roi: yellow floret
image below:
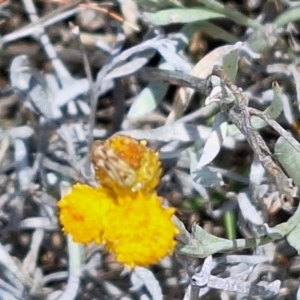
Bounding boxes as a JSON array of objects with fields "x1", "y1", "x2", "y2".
[
  {"x1": 103, "y1": 192, "x2": 179, "y2": 267},
  {"x1": 58, "y1": 184, "x2": 115, "y2": 245}
]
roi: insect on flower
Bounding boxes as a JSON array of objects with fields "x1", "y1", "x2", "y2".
[
  {"x1": 91, "y1": 139, "x2": 137, "y2": 189},
  {"x1": 90, "y1": 135, "x2": 162, "y2": 193}
]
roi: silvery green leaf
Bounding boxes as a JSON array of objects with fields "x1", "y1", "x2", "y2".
[
  {"x1": 45, "y1": 73, "x2": 60, "y2": 94},
  {"x1": 131, "y1": 0, "x2": 183, "y2": 9},
  {"x1": 0, "y1": 289, "x2": 21, "y2": 300},
  {"x1": 248, "y1": 278, "x2": 281, "y2": 297},
  {"x1": 249, "y1": 159, "x2": 265, "y2": 200},
  {"x1": 262, "y1": 224, "x2": 285, "y2": 239},
  {"x1": 103, "y1": 281, "x2": 125, "y2": 298},
  {"x1": 10, "y1": 56, "x2": 62, "y2": 119},
  {"x1": 14, "y1": 139, "x2": 31, "y2": 191},
  {"x1": 95, "y1": 36, "x2": 162, "y2": 96},
  {"x1": 73, "y1": 124, "x2": 87, "y2": 143},
  {"x1": 127, "y1": 34, "x2": 190, "y2": 120},
  {"x1": 128, "y1": 62, "x2": 174, "y2": 119},
  {"x1": 57, "y1": 236, "x2": 82, "y2": 300},
  {"x1": 252, "y1": 82, "x2": 283, "y2": 127},
  {"x1": 222, "y1": 48, "x2": 239, "y2": 82},
  {"x1": 21, "y1": 229, "x2": 44, "y2": 278},
  {"x1": 180, "y1": 43, "x2": 242, "y2": 113},
  {"x1": 190, "y1": 147, "x2": 224, "y2": 188},
  {"x1": 97, "y1": 78, "x2": 115, "y2": 98},
  {"x1": 128, "y1": 81, "x2": 169, "y2": 119},
  {"x1": 192, "y1": 43, "x2": 243, "y2": 80},
  {"x1": 0, "y1": 6, "x2": 80, "y2": 44},
  {"x1": 282, "y1": 93, "x2": 294, "y2": 125},
  {"x1": 82, "y1": 253, "x2": 102, "y2": 277},
  {"x1": 53, "y1": 79, "x2": 90, "y2": 108},
  {"x1": 144, "y1": 8, "x2": 225, "y2": 26},
  {"x1": 7, "y1": 126, "x2": 34, "y2": 139},
  {"x1": 155, "y1": 39, "x2": 191, "y2": 72},
  {"x1": 297, "y1": 285, "x2": 300, "y2": 299},
  {"x1": 131, "y1": 267, "x2": 163, "y2": 300},
  {"x1": 185, "y1": 284, "x2": 209, "y2": 300},
  {"x1": 10, "y1": 55, "x2": 31, "y2": 91},
  {"x1": 220, "y1": 255, "x2": 269, "y2": 265},
  {"x1": 192, "y1": 166, "x2": 224, "y2": 187},
  {"x1": 76, "y1": 100, "x2": 91, "y2": 115},
  {"x1": 191, "y1": 256, "x2": 212, "y2": 287},
  {"x1": 177, "y1": 223, "x2": 234, "y2": 258},
  {"x1": 245, "y1": 24, "x2": 279, "y2": 54},
  {"x1": 274, "y1": 136, "x2": 300, "y2": 186},
  {"x1": 264, "y1": 203, "x2": 300, "y2": 239},
  {"x1": 105, "y1": 55, "x2": 153, "y2": 80},
  {"x1": 196, "y1": 112, "x2": 228, "y2": 169},
  {"x1": 96, "y1": 63, "x2": 115, "y2": 97},
  {"x1": 66, "y1": 101, "x2": 78, "y2": 116},
  {"x1": 249, "y1": 159, "x2": 265, "y2": 189},
  {"x1": 287, "y1": 223, "x2": 300, "y2": 254},
  {"x1": 265, "y1": 280, "x2": 281, "y2": 296},
  {"x1": 177, "y1": 220, "x2": 280, "y2": 258},
  {"x1": 288, "y1": 65, "x2": 300, "y2": 124},
  {"x1": 93, "y1": 128, "x2": 107, "y2": 139},
  {"x1": 121, "y1": 123, "x2": 210, "y2": 142},
  {"x1": 106, "y1": 39, "x2": 190, "y2": 81},
  {"x1": 96, "y1": 38, "x2": 114, "y2": 53},
  {"x1": 19, "y1": 217, "x2": 57, "y2": 230},
  {"x1": 190, "y1": 21, "x2": 238, "y2": 43},
  {"x1": 107, "y1": 36, "x2": 161, "y2": 65},
  {"x1": 28, "y1": 74, "x2": 59, "y2": 119},
  {"x1": 176, "y1": 170, "x2": 210, "y2": 199},
  {"x1": 275, "y1": 5, "x2": 300, "y2": 28},
  {"x1": 237, "y1": 192, "x2": 264, "y2": 226},
  {"x1": 205, "y1": 77, "x2": 235, "y2": 106},
  {"x1": 0, "y1": 242, "x2": 26, "y2": 287}
]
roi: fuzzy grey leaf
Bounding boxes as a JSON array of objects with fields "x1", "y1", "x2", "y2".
[{"x1": 196, "y1": 112, "x2": 228, "y2": 169}]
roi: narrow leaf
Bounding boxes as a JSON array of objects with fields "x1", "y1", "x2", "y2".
[
  {"x1": 128, "y1": 62, "x2": 174, "y2": 119},
  {"x1": 132, "y1": 267, "x2": 163, "y2": 300},
  {"x1": 197, "y1": 112, "x2": 228, "y2": 169},
  {"x1": 274, "y1": 136, "x2": 300, "y2": 186},
  {"x1": 287, "y1": 223, "x2": 300, "y2": 254},
  {"x1": 192, "y1": 166, "x2": 224, "y2": 187},
  {"x1": 185, "y1": 21, "x2": 238, "y2": 43},
  {"x1": 144, "y1": 8, "x2": 225, "y2": 26},
  {"x1": 275, "y1": 6, "x2": 300, "y2": 28},
  {"x1": 222, "y1": 48, "x2": 239, "y2": 82}
]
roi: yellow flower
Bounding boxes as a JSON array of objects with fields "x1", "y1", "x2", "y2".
[
  {"x1": 58, "y1": 136, "x2": 179, "y2": 268},
  {"x1": 103, "y1": 192, "x2": 179, "y2": 268},
  {"x1": 58, "y1": 184, "x2": 115, "y2": 244},
  {"x1": 90, "y1": 135, "x2": 162, "y2": 194}
]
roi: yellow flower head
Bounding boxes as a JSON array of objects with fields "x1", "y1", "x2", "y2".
[
  {"x1": 90, "y1": 135, "x2": 161, "y2": 194},
  {"x1": 103, "y1": 192, "x2": 179, "y2": 268},
  {"x1": 58, "y1": 184, "x2": 115, "y2": 244},
  {"x1": 58, "y1": 136, "x2": 179, "y2": 268}
]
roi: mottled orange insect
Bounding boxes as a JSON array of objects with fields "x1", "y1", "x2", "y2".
[{"x1": 90, "y1": 135, "x2": 162, "y2": 193}]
